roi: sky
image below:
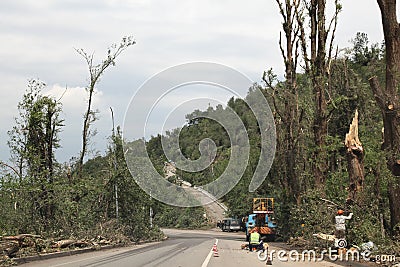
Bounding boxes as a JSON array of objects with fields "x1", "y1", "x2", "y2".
[{"x1": 0, "y1": 0, "x2": 395, "y2": 163}]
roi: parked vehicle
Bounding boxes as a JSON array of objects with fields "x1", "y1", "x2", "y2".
[
  {"x1": 218, "y1": 218, "x2": 241, "y2": 232},
  {"x1": 245, "y1": 198, "x2": 277, "y2": 241}
]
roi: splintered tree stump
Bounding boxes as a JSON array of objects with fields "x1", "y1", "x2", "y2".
[{"x1": 345, "y1": 110, "x2": 365, "y2": 204}]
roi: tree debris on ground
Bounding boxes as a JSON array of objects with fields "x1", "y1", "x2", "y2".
[{"x1": 0, "y1": 232, "x2": 130, "y2": 266}]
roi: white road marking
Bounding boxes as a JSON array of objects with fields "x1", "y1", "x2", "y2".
[{"x1": 201, "y1": 238, "x2": 219, "y2": 267}]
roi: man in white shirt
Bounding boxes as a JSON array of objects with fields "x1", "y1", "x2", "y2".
[{"x1": 335, "y1": 209, "x2": 353, "y2": 239}]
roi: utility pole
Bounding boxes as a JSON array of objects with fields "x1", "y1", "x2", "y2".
[
  {"x1": 204, "y1": 109, "x2": 214, "y2": 177},
  {"x1": 149, "y1": 190, "x2": 153, "y2": 228},
  {"x1": 110, "y1": 107, "x2": 119, "y2": 220}
]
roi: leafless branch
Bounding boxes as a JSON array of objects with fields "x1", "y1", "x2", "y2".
[
  {"x1": 327, "y1": 0, "x2": 340, "y2": 64},
  {"x1": 279, "y1": 32, "x2": 288, "y2": 64},
  {"x1": 0, "y1": 161, "x2": 22, "y2": 179},
  {"x1": 295, "y1": 1, "x2": 309, "y2": 73},
  {"x1": 262, "y1": 71, "x2": 285, "y2": 120}
]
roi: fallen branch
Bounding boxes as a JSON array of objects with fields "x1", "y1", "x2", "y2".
[
  {"x1": 2, "y1": 234, "x2": 41, "y2": 242},
  {"x1": 319, "y1": 198, "x2": 339, "y2": 207},
  {"x1": 312, "y1": 233, "x2": 335, "y2": 241},
  {"x1": 52, "y1": 239, "x2": 76, "y2": 249},
  {"x1": 52, "y1": 239, "x2": 93, "y2": 249}
]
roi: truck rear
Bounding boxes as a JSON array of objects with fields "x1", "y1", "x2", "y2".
[{"x1": 245, "y1": 198, "x2": 277, "y2": 241}]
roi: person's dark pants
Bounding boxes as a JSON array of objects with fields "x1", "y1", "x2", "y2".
[
  {"x1": 249, "y1": 243, "x2": 256, "y2": 251},
  {"x1": 249, "y1": 242, "x2": 263, "y2": 251},
  {"x1": 335, "y1": 229, "x2": 345, "y2": 239}
]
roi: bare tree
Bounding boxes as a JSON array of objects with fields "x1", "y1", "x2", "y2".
[
  {"x1": 296, "y1": 0, "x2": 341, "y2": 186},
  {"x1": 369, "y1": 0, "x2": 400, "y2": 233},
  {"x1": 263, "y1": 0, "x2": 303, "y2": 204},
  {"x1": 76, "y1": 36, "x2": 135, "y2": 175}
]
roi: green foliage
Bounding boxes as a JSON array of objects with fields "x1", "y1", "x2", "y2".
[
  {"x1": 349, "y1": 32, "x2": 384, "y2": 67},
  {"x1": 0, "y1": 88, "x2": 163, "y2": 242},
  {"x1": 288, "y1": 189, "x2": 334, "y2": 239},
  {"x1": 3, "y1": 79, "x2": 64, "y2": 234},
  {"x1": 154, "y1": 205, "x2": 208, "y2": 229}
]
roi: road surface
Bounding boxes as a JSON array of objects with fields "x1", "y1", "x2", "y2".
[
  {"x1": 19, "y1": 229, "x2": 365, "y2": 267},
  {"x1": 186, "y1": 186, "x2": 227, "y2": 224},
  {"x1": 163, "y1": 161, "x2": 227, "y2": 225}
]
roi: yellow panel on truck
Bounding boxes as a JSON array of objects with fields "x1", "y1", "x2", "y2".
[{"x1": 253, "y1": 198, "x2": 274, "y2": 214}]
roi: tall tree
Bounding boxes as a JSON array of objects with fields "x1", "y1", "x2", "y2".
[
  {"x1": 76, "y1": 36, "x2": 135, "y2": 175},
  {"x1": 369, "y1": 0, "x2": 400, "y2": 232},
  {"x1": 8, "y1": 79, "x2": 63, "y2": 229},
  {"x1": 8, "y1": 79, "x2": 63, "y2": 181},
  {"x1": 8, "y1": 80, "x2": 44, "y2": 178},
  {"x1": 296, "y1": 0, "x2": 341, "y2": 186},
  {"x1": 263, "y1": 0, "x2": 303, "y2": 203}
]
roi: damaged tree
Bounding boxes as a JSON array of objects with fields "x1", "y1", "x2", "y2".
[
  {"x1": 296, "y1": 0, "x2": 341, "y2": 186},
  {"x1": 263, "y1": 0, "x2": 303, "y2": 203},
  {"x1": 7, "y1": 80, "x2": 63, "y2": 231},
  {"x1": 369, "y1": 0, "x2": 400, "y2": 233},
  {"x1": 76, "y1": 36, "x2": 135, "y2": 176},
  {"x1": 344, "y1": 110, "x2": 364, "y2": 204}
]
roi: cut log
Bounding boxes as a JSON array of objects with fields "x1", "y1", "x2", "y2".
[
  {"x1": 53, "y1": 239, "x2": 76, "y2": 248},
  {"x1": 345, "y1": 110, "x2": 365, "y2": 204},
  {"x1": 1, "y1": 234, "x2": 41, "y2": 242},
  {"x1": 52, "y1": 239, "x2": 93, "y2": 249},
  {"x1": 73, "y1": 240, "x2": 90, "y2": 248}
]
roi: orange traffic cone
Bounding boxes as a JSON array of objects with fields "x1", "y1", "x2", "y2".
[
  {"x1": 212, "y1": 243, "x2": 219, "y2": 257},
  {"x1": 265, "y1": 248, "x2": 272, "y2": 265}
]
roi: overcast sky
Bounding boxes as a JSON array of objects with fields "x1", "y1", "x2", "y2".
[{"x1": 0, "y1": 0, "x2": 395, "y2": 163}]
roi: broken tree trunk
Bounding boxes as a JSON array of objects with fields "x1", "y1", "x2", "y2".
[{"x1": 345, "y1": 110, "x2": 365, "y2": 204}]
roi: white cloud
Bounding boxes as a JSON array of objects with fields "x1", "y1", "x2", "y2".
[
  {"x1": 45, "y1": 84, "x2": 103, "y2": 110},
  {"x1": 43, "y1": 84, "x2": 110, "y2": 162},
  {"x1": 0, "y1": 0, "x2": 395, "y2": 162}
]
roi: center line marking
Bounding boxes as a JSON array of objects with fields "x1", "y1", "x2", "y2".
[{"x1": 201, "y1": 238, "x2": 218, "y2": 267}]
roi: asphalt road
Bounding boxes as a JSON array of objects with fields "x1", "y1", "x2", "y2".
[
  {"x1": 18, "y1": 229, "x2": 364, "y2": 267},
  {"x1": 186, "y1": 186, "x2": 227, "y2": 224}
]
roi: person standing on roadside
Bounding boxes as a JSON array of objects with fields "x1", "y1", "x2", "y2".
[{"x1": 335, "y1": 209, "x2": 353, "y2": 239}]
